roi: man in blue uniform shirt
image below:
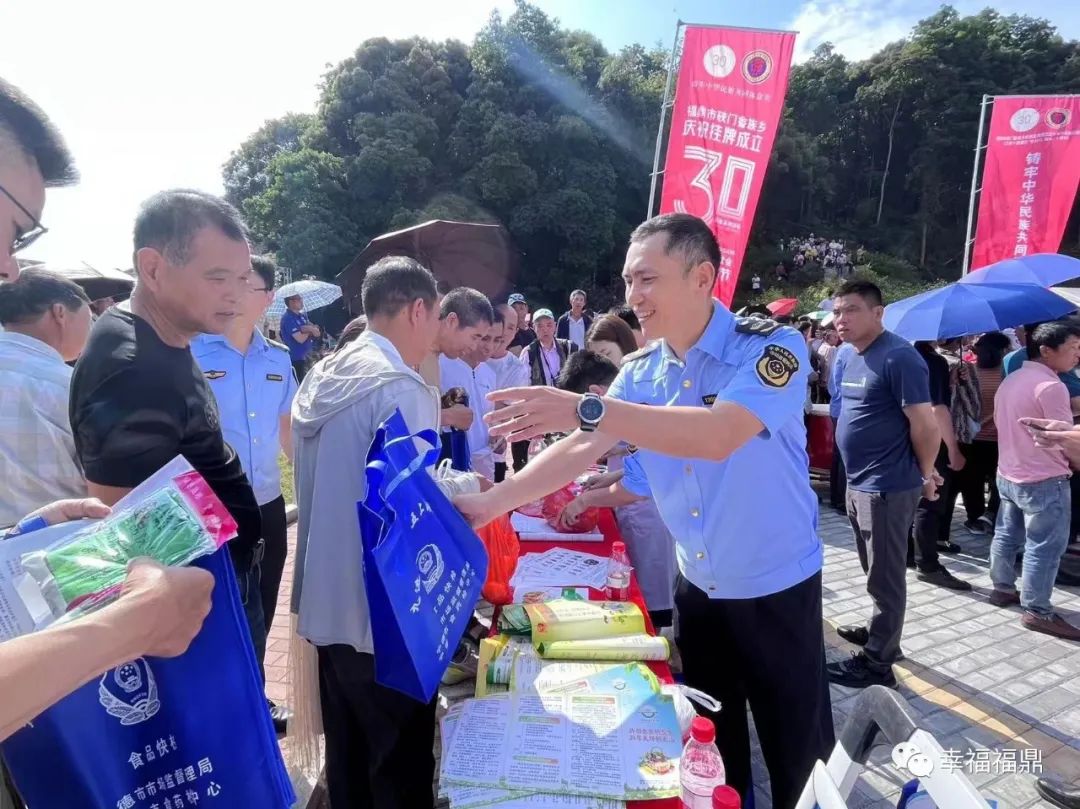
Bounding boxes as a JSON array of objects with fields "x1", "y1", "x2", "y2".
[
  {"x1": 457, "y1": 214, "x2": 833, "y2": 809},
  {"x1": 192, "y1": 254, "x2": 297, "y2": 734},
  {"x1": 280, "y1": 292, "x2": 320, "y2": 380}
]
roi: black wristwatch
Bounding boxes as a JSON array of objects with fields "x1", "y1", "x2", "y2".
[{"x1": 577, "y1": 393, "x2": 606, "y2": 432}]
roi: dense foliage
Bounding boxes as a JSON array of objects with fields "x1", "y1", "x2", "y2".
[{"x1": 224, "y1": 1, "x2": 1080, "y2": 310}]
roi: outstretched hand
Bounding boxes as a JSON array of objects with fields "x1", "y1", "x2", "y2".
[{"x1": 485, "y1": 387, "x2": 580, "y2": 441}]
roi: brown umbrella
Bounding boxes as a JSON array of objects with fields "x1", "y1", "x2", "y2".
[
  {"x1": 337, "y1": 220, "x2": 519, "y2": 312},
  {"x1": 26, "y1": 263, "x2": 135, "y2": 301}
]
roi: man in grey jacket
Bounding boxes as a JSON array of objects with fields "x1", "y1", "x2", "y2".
[{"x1": 290, "y1": 255, "x2": 445, "y2": 808}]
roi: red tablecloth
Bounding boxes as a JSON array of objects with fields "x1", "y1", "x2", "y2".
[{"x1": 503, "y1": 509, "x2": 681, "y2": 809}]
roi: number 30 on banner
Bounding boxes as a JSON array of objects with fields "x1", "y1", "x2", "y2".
[{"x1": 672, "y1": 146, "x2": 755, "y2": 223}]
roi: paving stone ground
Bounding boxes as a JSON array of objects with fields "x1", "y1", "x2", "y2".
[{"x1": 274, "y1": 496, "x2": 1080, "y2": 808}]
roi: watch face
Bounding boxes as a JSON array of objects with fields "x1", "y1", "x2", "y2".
[{"x1": 580, "y1": 396, "x2": 604, "y2": 423}]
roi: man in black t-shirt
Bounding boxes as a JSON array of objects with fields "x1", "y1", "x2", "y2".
[
  {"x1": 908, "y1": 341, "x2": 971, "y2": 591},
  {"x1": 69, "y1": 189, "x2": 268, "y2": 676}
]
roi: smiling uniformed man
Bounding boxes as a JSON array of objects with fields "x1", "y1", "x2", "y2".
[{"x1": 456, "y1": 213, "x2": 833, "y2": 809}]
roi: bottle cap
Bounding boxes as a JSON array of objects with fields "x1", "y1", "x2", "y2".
[
  {"x1": 612, "y1": 541, "x2": 626, "y2": 554},
  {"x1": 690, "y1": 715, "x2": 714, "y2": 743},
  {"x1": 712, "y1": 785, "x2": 741, "y2": 809}
]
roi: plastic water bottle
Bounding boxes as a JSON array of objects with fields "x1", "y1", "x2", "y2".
[
  {"x1": 712, "y1": 785, "x2": 741, "y2": 809},
  {"x1": 605, "y1": 541, "x2": 631, "y2": 601},
  {"x1": 680, "y1": 716, "x2": 726, "y2": 808}
]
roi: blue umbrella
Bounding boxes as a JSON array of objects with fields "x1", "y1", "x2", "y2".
[
  {"x1": 883, "y1": 282, "x2": 1078, "y2": 341},
  {"x1": 267, "y1": 279, "x2": 342, "y2": 319},
  {"x1": 960, "y1": 253, "x2": 1080, "y2": 287}
]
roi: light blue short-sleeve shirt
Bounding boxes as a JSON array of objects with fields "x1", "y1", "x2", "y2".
[
  {"x1": 606, "y1": 302, "x2": 822, "y2": 599},
  {"x1": 192, "y1": 331, "x2": 298, "y2": 506}
]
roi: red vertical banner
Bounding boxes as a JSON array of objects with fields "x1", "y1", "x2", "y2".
[
  {"x1": 971, "y1": 96, "x2": 1080, "y2": 270},
  {"x1": 659, "y1": 26, "x2": 795, "y2": 305}
]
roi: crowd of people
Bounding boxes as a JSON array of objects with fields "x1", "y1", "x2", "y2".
[
  {"x1": 786, "y1": 233, "x2": 860, "y2": 278},
  {"x1": 3, "y1": 72, "x2": 1080, "y2": 809}
]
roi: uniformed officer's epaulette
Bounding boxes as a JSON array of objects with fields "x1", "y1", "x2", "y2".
[
  {"x1": 621, "y1": 342, "x2": 660, "y2": 364},
  {"x1": 267, "y1": 338, "x2": 290, "y2": 352},
  {"x1": 734, "y1": 316, "x2": 784, "y2": 337}
]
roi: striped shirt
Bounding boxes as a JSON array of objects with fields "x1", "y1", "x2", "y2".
[{"x1": 974, "y1": 364, "x2": 1003, "y2": 441}]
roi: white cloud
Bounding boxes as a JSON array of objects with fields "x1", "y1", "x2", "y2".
[
  {"x1": 789, "y1": 0, "x2": 1080, "y2": 62},
  {"x1": 2, "y1": 0, "x2": 513, "y2": 270}
]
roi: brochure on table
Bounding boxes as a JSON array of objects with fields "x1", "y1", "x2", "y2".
[{"x1": 442, "y1": 662, "x2": 681, "y2": 802}]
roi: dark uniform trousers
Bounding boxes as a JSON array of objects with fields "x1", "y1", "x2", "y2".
[
  {"x1": 259, "y1": 496, "x2": 289, "y2": 632},
  {"x1": 674, "y1": 571, "x2": 834, "y2": 809},
  {"x1": 318, "y1": 645, "x2": 437, "y2": 809}
]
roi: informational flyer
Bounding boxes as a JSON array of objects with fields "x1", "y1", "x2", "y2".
[
  {"x1": 439, "y1": 702, "x2": 622, "y2": 809},
  {"x1": 442, "y1": 668, "x2": 681, "y2": 801}
]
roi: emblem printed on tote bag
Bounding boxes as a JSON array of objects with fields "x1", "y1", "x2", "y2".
[{"x1": 98, "y1": 658, "x2": 161, "y2": 726}]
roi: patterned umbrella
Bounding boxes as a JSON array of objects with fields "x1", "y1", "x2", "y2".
[{"x1": 266, "y1": 279, "x2": 342, "y2": 319}]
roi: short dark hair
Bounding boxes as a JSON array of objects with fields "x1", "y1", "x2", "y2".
[
  {"x1": 556, "y1": 350, "x2": 620, "y2": 394},
  {"x1": 0, "y1": 268, "x2": 89, "y2": 325},
  {"x1": 629, "y1": 214, "x2": 721, "y2": 274},
  {"x1": 796, "y1": 321, "x2": 813, "y2": 335},
  {"x1": 440, "y1": 287, "x2": 493, "y2": 328},
  {"x1": 491, "y1": 303, "x2": 506, "y2": 326},
  {"x1": 586, "y1": 314, "x2": 638, "y2": 357},
  {"x1": 835, "y1": 279, "x2": 883, "y2": 307},
  {"x1": 250, "y1": 255, "x2": 276, "y2": 290},
  {"x1": 0, "y1": 78, "x2": 77, "y2": 186},
  {"x1": 570, "y1": 289, "x2": 587, "y2": 299},
  {"x1": 1029, "y1": 321, "x2": 1080, "y2": 358},
  {"x1": 134, "y1": 189, "x2": 247, "y2": 265},
  {"x1": 361, "y1": 256, "x2": 438, "y2": 318},
  {"x1": 609, "y1": 304, "x2": 640, "y2": 332}
]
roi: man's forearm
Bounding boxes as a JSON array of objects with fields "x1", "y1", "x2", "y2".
[
  {"x1": 600, "y1": 399, "x2": 761, "y2": 462},
  {"x1": 486, "y1": 431, "x2": 615, "y2": 514},
  {"x1": 581, "y1": 481, "x2": 644, "y2": 509},
  {"x1": 910, "y1": 417, "x2": 942, "y2": 477},
  {"x1": 0, "y1": 602, "x2": 147, "y2": 741}
]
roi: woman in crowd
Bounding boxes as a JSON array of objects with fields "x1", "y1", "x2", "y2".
[
  {"x1": 559, "y1": 314, "x2": 676, "y2": 628},
  {"x1": 959, "y1": 332, "x2": 1011, "y2": 534}
]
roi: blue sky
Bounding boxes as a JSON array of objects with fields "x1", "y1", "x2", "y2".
[{"x1": 3, "y1": 0, "x2": 1078, "y2": 270}]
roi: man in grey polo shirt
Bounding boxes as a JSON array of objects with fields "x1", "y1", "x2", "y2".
[{"x1": 829, "y1": 280, "x2": 942, "y2": 689}]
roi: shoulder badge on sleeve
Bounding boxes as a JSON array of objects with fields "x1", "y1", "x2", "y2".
[
  {"x1": 622, "y1": 342, "x2": 660, "y2": 364},
  {"x1": 756, "y1": 344, "x2": 800, "y2": 388},
  {"x1": 734, "y1": 316, "x2": 783, "y2": 337}
]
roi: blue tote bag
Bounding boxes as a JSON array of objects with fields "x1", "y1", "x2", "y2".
[
  {"x1": 359, "y1": 408, "x2": 489, "y2": 702},
  {"x1": 2, "y1": 548, "x2": 295, "y2": 809}
]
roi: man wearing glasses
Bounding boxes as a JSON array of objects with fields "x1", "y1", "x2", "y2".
[
  {"x1": 192, "y1": 254, "x2": 296, "y2": 735},
  {"x1": 0, "y1": 79, "x2": 76, "y2": 283}
]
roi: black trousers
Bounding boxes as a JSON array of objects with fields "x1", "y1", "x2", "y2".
[
  {"x1": 955, "y1": 440, "x2": 1000, "y2": 522},
  {"x1": 674, "y1": 573, "x2": 834, "y2": 809},
  {"x1": 494, "y1": 461, "x2": 507, "y2": 483},
  {"x1": 829, "y1": 416, "x2": 846, "y2": 509},
  {"x1": 910, "y1": 446, "x2": 951, "y2": 572},
  {"x1": 259, "y1": 496, "x2": 288, "y2": 632},
  {"x1": 317, "y1": 645, "x2": 437, "y2": 809},
  {"x1": 291, "y1": 358, "x2": 308, "y2": 382}
]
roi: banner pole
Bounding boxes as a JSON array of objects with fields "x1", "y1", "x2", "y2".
[
  {"x1": 962, "y1": 94, "x2": 992, "y2": 275},
  {"x1": 647, "y1": 20, "x2": 683, "y2": 219}
]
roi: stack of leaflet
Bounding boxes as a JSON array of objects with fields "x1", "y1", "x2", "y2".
[
  {"x1": 439, "y1": 662, "x2": 682, "y2": 807},
  {"x1": 496, "y1": 599, "x2": 670, "y2": 662},
  {"x1": 509, "y1": 548, "x2": 610, "y2": 600}
]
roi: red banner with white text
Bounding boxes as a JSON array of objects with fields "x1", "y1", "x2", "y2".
[
  {"x1": 971, "y1": 95, "x2": 1080, "y2": 270},
  {"x1": 659, "y1": 26, "x2": 795, "y2": 305}
]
